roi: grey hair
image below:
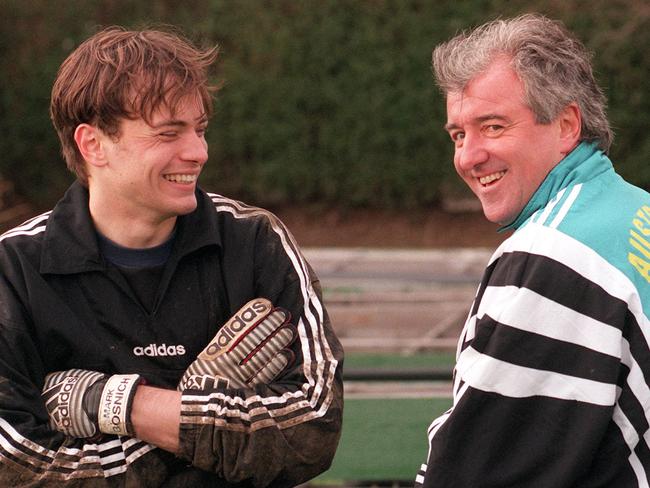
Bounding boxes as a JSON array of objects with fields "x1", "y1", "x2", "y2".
[{"x1": 432, "y1": 13, "x2": 612, "y2": 152}]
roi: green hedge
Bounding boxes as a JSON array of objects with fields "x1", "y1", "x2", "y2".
[{"x1": 2, "y1": 0, "x2": 649, "y2": 209}]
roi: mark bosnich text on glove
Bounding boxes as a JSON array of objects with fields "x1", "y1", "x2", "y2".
[{"x1": 97, "y1": 374, "x2": 141, "y2": 436}]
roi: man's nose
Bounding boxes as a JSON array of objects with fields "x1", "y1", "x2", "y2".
[
  {"x1": 455, "y1": 133, "x2": 489, "y2": 172},
  {"x1": 182, "y1": 132, "x2": 209, "y2": 165}
]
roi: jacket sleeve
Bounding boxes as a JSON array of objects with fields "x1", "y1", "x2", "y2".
[
  {"x1": 176, "y1": 207, "x2": 344, "y2": 487},
  {"x1": 417, "y1": 229, "x2": 646, "y2": 487}
]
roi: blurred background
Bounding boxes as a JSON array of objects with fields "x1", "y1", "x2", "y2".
[{"x1": 1, "y1": 0, "x2": 648, "y2": 485}]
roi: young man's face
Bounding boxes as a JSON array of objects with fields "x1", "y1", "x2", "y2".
[
  {"x1": 445, "y1": 57, "x2": 567, "y2": 225},
  {"x1": 94, "y1": 95, "x2": 209, "y2": 225}
]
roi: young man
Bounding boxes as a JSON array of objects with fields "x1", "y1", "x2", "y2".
[
  {"x1": 417, "y1": 14, "x2": 650, "y2": 487},
  {"x1": 0, "y1": 27, "x2": 343, "y2": 487}
]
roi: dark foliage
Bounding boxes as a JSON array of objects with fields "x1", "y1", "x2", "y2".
[{"x1": 1, "y1": 0, "x2": 648, "y2": 209}]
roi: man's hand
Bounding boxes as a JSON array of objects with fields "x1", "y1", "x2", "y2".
[
  {"x1": 179, "y1": 298, "x2": 296, "y2": 391},
  {"x1": 42, "y1": 369, "x2": 141, "y2": 438}
]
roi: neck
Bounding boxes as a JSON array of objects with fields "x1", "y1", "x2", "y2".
[{"x1": 89, "y1": 193, "x2": 177, "y2": 249}]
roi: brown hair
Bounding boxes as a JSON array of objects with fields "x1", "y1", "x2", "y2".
[{"x1": 50, "y1": 26, "x2": 219, "y2": 184}]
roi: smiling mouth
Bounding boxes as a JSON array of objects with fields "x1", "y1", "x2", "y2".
[
  {"x1": 164, "y1": 174, "x2": 198, "y2": 184},
  {"x1": 479, "y1": 171, "x2": 506, "y2": 186}
]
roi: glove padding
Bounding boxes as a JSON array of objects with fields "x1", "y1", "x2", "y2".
[
  {"x1": 42, "y1": 369, "x2": 141, "y2": 438},
  {"x1": 179, "y1": 298, "x2": 296, "y2": 391}
]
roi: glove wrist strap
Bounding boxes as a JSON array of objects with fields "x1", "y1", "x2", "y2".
[{"x1": 97, "y1": 374, "x2": 141, "y2": 436}]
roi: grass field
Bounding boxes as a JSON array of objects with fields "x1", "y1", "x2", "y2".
[
  {"x1": 315, "y1": 397, "x2": 452, "y2": 484},
  {"x1": 312, "y1": 352, "x2": 455, "y2": 485},
  {"x1": 343, "y1": 351, "x2": 456, "y2": 370}
]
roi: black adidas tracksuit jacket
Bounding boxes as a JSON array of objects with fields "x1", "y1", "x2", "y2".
[{"x1": 0, "y1": 182, "x2": 343, "y2": 487}]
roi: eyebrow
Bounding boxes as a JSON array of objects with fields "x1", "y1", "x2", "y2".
[
  {"x1": 444, "y1": 114, "x2": 511, "y2": 132},
  {"x1": 150, "y1": 115, "x2": 209, "y2": 129}
]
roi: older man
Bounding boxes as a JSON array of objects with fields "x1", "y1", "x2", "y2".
[{"x1": 417, "y1": 14, "x2": 650, "y2": 487}]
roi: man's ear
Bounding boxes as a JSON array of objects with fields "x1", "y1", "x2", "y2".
[
  {"x1": 74, "y1": 124, "x2": 108, "y2": 167},
  {"x1": 558, "y1": 102, "x2": 582, "y2": 155}
]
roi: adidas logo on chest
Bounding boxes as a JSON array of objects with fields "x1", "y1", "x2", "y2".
[{"x1": 133, "y1": 343, "x2": 187, "y2": 357}]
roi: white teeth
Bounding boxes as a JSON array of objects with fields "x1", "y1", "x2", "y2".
[
  {"x1": 164, "y1": 174, "x2": 197, "y2": 183},
  {"x1": 479, "y1": 171, "x2": 505, "y2": 185}
]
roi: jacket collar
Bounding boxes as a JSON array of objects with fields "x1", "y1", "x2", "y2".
[
  {"x1": 499, "y1": 142, "x2": 613, "y2": 232},
  {"x1": 40, "y1": 181, "x2": 222, "y2": 275}
]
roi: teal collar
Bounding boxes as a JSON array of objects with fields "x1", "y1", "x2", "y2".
[{"x1": 499, "y1": 142, "x2": 612, "y2": 232}]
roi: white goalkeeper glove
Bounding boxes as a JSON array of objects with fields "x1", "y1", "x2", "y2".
[
  {"x1": 178, "y1": 298, "x2": 296, "y2": 391},
  {"x1": 41, "y1": 369, "x2": 141, "y2": 438}
]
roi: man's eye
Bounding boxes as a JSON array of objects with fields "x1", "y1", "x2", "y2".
[
  {"x1": 484, "y1": 125, "x2": 504, "y2": 135},
  {"x1": 159, "y1": 131, "x2": 178, "y2": 138},
  {"x1": 450, "y1": 131, "x2": 465, "y2": 142}
]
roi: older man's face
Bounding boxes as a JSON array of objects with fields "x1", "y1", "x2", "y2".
[{"x1": 445, "y1": 57, "x2": 568, "y2": 225}]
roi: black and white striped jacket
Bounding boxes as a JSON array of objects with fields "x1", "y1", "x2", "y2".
[{"x1": 417, "y1": 143, "x2": 650, "y2": 487}]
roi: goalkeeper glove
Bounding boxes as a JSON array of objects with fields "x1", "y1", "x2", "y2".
[
  {"x1": 42, "y1": 369, "x2": 141, "y2": 438},
  {"x1": 179, "y1": 298, "x2": 296, "y2": 391}
]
